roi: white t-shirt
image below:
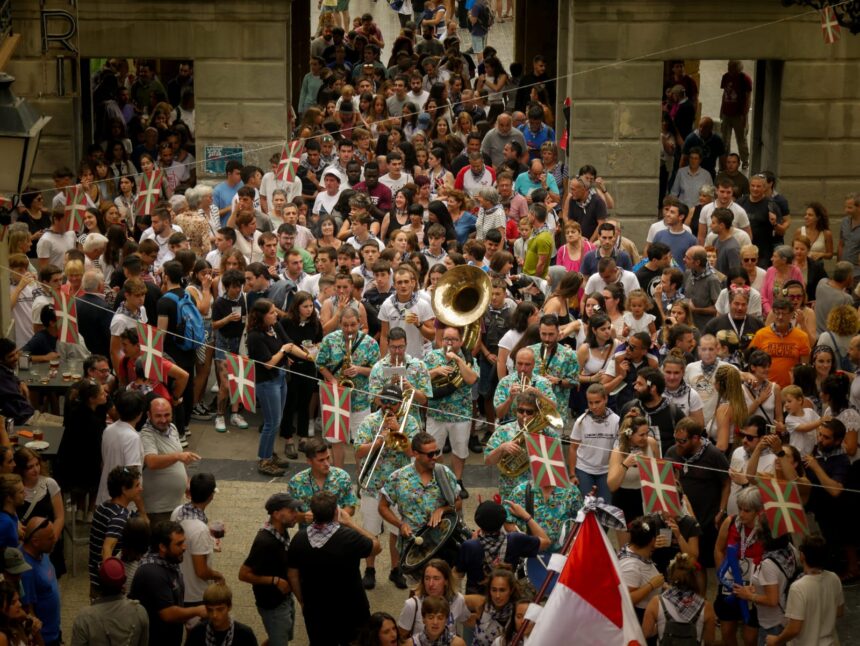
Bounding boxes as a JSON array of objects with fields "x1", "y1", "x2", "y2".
[
  {"x1": 622, "y1": 311, "x2": 655, "y2": 336},
  {"x1": 379, "y1": 172, "x2": 414, "y2": 195},
  {"x1": 784, "y1": 571, "x2": 844, "y2": 646},
  {"x1": 704, "y1": 227, "x2": 752, "y2": 249},
  {"x1": 140, "y1": 224, "x2": 183, "y2": 269},
  {"x1": 377, "y1": 295, "x2": 435, "y2": 359},
  {"x1": 312, "y1": 190, "x2": 341, "y2": 217},
  {"x1": 260, "y1": 172, "x2": 303, "y2": 211},
  {"x1": 11, "y1": 282, "x2": 35, "y2": 348},
  {"x1": 728, "y1": 446, "x2": 776, "y2": 515},
  {"x1": 786, "y1": 408, "x2": 819, "y2": 456},
  {"x1": 230, "y1": 187, "x2": 261, "y2": 212},
  {"x1": 714, "y1": 287, "x2": 763, "y2": 318},
  {"x1": 583, "y1": 269, "x2": 640, "y2": 297},
  {"x1": 97, "y1": 421, "x2": 144, "y2": 505},
  {"x1": 36, "y1": 230, "x2": 77, "y2": 269},
  {"x1": 170, "y1": 510, "x2": 214, "y2": 604},
  {"x1": 685, "y1": 360, "x2": 737, "y2": 428},
  {"x1": 397, "y1": 593, "x2": 471, "y2": 638},
  {"x1": 570, "y1": 411, "x2": 619, "y2": 475},
  {"x1": 751, "y1": 552, "x2": 797, "y2": 629},
  {"x1": 109, "y1": 308, "x2": 148, "y2": 337},
  {"x1": 698, "y1": 201, "x2": 750, "y2": 231},
  {"x1": 665, "y1": 387, "x2": 704, "y2": 419},
  {"x1": 618, "y1": 553, "x2": 660, "y2": 610},
  {"x1": 498, "y1": 329, "x2": 524, "y2": 375}
]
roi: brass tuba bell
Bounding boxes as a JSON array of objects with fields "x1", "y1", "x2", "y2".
[{"x1": 431, "y1": 265, "x2": 492, "y2": 352}]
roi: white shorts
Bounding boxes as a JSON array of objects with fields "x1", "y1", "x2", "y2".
[
  {"x1": 328, "y1": 408, "x2": 370, "y2": 444},
  {"x1": 360, "y1": 493, "x2": 400, "y2": 536},
  {"x1": 427, "y1": 418, "x2": 471, "y2": 459}
]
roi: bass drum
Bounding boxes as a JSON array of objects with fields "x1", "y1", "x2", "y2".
[{"x1": 400, "y1": 512, "x2": 472, "y2": 577}]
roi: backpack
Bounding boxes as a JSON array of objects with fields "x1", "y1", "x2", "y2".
[
  {"x1": 764, "y1": 548, "x2": 801, "y2": 611},
  {"x1": 162, "y1": 290, "x2": 205, "y2": 352},
  {"x1": 659, "y1": 597, "x2": 702, "y2": 646},
  {"x1": 481, "y1": 2, "x2": 495, "y2": 29},
  {"x1": 824, "y1": 333, "x2": 854, "y2": 372}
]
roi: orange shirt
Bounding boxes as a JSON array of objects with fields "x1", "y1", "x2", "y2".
[{"x1": 749, "y1": 325, "x2": 811, "y2": 388}]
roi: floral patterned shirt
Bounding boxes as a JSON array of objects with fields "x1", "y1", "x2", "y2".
[
  {"x1": 528, "y1": 342, "x2": 579, "y2": 425},
  {"x1": 423, "y1": 348, "x2": 479, "y2": 423},
  {"x1": 316, "y1": 330, "x2": 380, "y2": 411},
  {"x1": 492, "y1": 373, "x2": 558, "y2": 425},
  {"x1": 287, "y1": 466, "x2": 357, "y2": 513},
  {"x1": 368, "y1": 355, "x2": 433, "y2": 424},
  {"x1": 484, "y1": 421, "x2": 560, "y2": 501},
  {"x1": 354, "y1": 409, "x2": 422, "y2": 497},
  {"x1": 506, "y1": 481, "x2": 584, "y2": 551},
  {"x1": 381, "y1": 463, "x2": 460, "y2": 531},
  {"x1": 173, "y1": 211, "x2": 213, "y2": 256}
]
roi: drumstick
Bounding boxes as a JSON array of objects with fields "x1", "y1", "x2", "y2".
[{"x1": 413, "y1": 536, "x2": 424, "y2": 546}]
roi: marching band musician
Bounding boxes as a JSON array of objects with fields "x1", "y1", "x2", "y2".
[
  {"x1": 493, "y1": 348, "x2": 557, "y2": 426},
  {"x1": 379, "y1": 432, "x2": 462, "y2": 581},
  {"x1": 484, "y1": 392, "x2": 559, "y2": 500},
  {"x1": 368, "y1": 327, "x2": 432, "y2": 424},
  {"x1": 528, "y1": 313, "x2": 579, "y2": 425},
  {"x1": 355, "y1": 384, "x2": 422, "y2": 591},
  {"x1": 316, "y1": 306, "x2": 380, "y2": 468},
  {"x1": 319, "y1": 270, "x2": 370, "y2": 334},
  {"x1": 287, "y1": 436, "x2": 357, "y2": 526},
  {"x1": 423, "y1": 326, "x2": 480, "y2": 499}
]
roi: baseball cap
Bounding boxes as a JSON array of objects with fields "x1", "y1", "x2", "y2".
[
  {"x1": 99, "y1": 557, "x2": 126, "y2": 591},
  {"x1": 474, "y1": 500, "x2": 506, "y2": 533},
  {"x1": 3, "y1": 548, "x2": 31, "y2": 575},
  {"x1": 379, "y1": 384, "x2": 403, "y2": 405},
  {"x1": 265, "y1": 492, "x2": 303, "y2": 514}
]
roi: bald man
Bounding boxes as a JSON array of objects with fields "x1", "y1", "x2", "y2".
[
  {"x1": 481, "y1": 112, "x2": 527, "y2": 169},
  {"x1": 493, "y1": 347, "x2": 558, "y2": 425},
  {"x1": 680, "y1": 116, "x2": 727, "y2": 180}
]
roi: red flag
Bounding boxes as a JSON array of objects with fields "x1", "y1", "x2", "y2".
[
  {"x1": 136, "y1": 322, "x2": 165, "y2": 382},
  {"x1": 277, "y1": 140, "x2": 304, "y2": 183},
  {"x1": 757, "y1": 478, "x2": 809, "y2": 537},
  {"x1": 637, "y1": 455, "x2": 683, "y2": 518},
  {"x1": 226, "y1": 353, "x2": 256, "y2": 413},
  {"x1": 64, "y1": 185, "x2": 88, "y2": 233},
  {"x1": 529, "y1": 511, "x2": 646, "y2": 644},
  {"x1": 320, "y1": 382, "x2": 351, "y2": 443},
  {"x1": 51, "y1": 290, "x2": 79, "y2": 344},
  {"x1": 820, "y1": 5, "x2": 841, "y2": 44},
  {"x1": 135, "y1": 169, "x2": 164, "y2": 217},
  {"x1": 559, "y1": 97, "x2": 571, "y2": 152},
  {"x1": 524, "y1": 434, "x2": 569, "y2": 488}
]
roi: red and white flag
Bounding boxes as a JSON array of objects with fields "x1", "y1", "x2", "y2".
[
  {"x1": 226, "y1": 353, "x2": 256, "y2": 413},
  {"x1": 64, "y1": 185, "x2": 88, "y2": 233},
  {"x1": 821, "y1": 5, "x2": 841, "y2": 44},
  {"x1": 51, "y1": 290, "x2": 79, "y2": 344},
  {"x1": 758, "y1": 478, "x2": 809, "y2": 537},
  {"x1": 320, "y1": 382, "x2": 351, "y2": 443},
  {"x1": 637, "y1": 455, "x2": 683, "y2": 518},
  {"x1": 524, "y1": 433, "x2": 570, "y2": 487},
  {"x1": 277, "y1": 140, "x2": 304, "y2": 183},
  {"x1": 136, "y1": 322, "x2": 165, "y2": 382},
  {"x1": 135, "y1": 169, "x2": 164, "y2": 217},
  {"x1": 528, "y1": 511, "x2": 646, "y2": 645}
]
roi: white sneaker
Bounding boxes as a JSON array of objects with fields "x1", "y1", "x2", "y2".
[
  {"x1": 215, "y1": 416, "x2": 227, "y2": 433},
  {"x1": 210, "y1": 384, "x2": 219, "y2": 393},
  {"x1": 230, "y1": 413, "x2": 249, "y2": 429}
]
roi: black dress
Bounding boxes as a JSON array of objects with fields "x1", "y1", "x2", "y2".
[
  {"x1": 279, "y1": 317, "x2": 323, "y2": 440},
  {"x1": 57, "y1": 401, "x2": 108, "y2": 494}
]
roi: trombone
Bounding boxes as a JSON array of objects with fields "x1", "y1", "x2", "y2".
[{"x1": 358, "y1": 389, "x2": 415, "y2": 492}]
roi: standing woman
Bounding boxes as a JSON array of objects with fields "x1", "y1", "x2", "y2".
[
  {"x1": 607, "y1": 416, "x2": 659, "y2": 545},
  {"x1": 14, "y1": 447, "x2": 65, "y2": 578},
  {"x1": 426, "y1": 200, "x2": 458, "y2": 247},
  {"x1": 474, "y1": 187, "x2": 506, "y2": 242},
  {"x1": 465, "y1": 569, "x2": 519, "y2": 646},
  {"x1": 797, "y1": 201, "x2": 833, "y2": 261},
  {"x1": 761, "y1": 245, "x2": 803, "y2": 317},
  {"x1": 710, "y1": 365, "x2": 754, "y2": 453},
  {"x1": 601, "y1": 283, "x2": 626, "y2": 340},
  {"x1": 575, "y1": 312, "x2": 618, "y2": 399},
  {"x1": 475, "y1": 57, "x2": 509, "y2": 123},
  {"x1": 812, "y1": 345, "x2": 836, "y2": 394},
  {"x1": 555, "y1": 221, "x2": 593, "y2": 274},
  {"x1": 246, "y1": 298, "x2": 314, "y2": 477},
  {"x1": 617, "y1": 517, "x2": 664, "y2": 624},
  {"x1": 791, "y1": 236, "x2": 827, "y2": 305},
  {"x1": 764, "y1": 279, "x2": 816, "y2": 343},
  {"x1": 396, "y1": 559, "x2": 472, "y2": 641},
  {"x1": 279, "y1": 291, "x2": 323, "y2": 459},
  {"x1": 427, "y1": 147, "x2": 455, "y2": 201},
  {"x1": 186, "y1": 259, "x2": 216, "y2": 421},
  {"x1": 114, "y1": 175, "x2": 137, "y2": 232},
  {"x1": 740, "y1": 244, "x2": 767, "y2": 292},
  {"x1": 542, "y1": 271, "x2": 584, "y2": 346},
  {"x1": 16, "y1": 191, "x2": 49, "y2": 252},
  {"x1": 446, "y1": 190, "x2": 477, "y2": 246},
  {"x1": 820, "y1": 372, "x2": 860, "y2": 460},
  {"x1": 381, "y1": 188, "x2": 414, "y2": 241},
  {"x1": 541, "y1": 142, "x2": 568, "y2": 197},
  {"x1": 78, "y1": 207, "x2": 107, "y2": 247}
]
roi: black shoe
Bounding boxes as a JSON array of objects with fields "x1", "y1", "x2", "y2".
[
  {"x1": 389, "y1": 567, "x2": 408, "y2": 589},
  {"x1": 443, "y1": 438, "x2": 452, "y2": 454},
  {"x1": 469, "y1": 434, "x2": 483, "y2": 454},
  {"x1": 458, "y1": 480, "x2": 470, "y2": 499},
  {"x1": 362, "y1": 567, "x2": 376, "y2": 590}
]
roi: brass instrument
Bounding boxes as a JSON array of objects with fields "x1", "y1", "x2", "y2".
[
  {"x1": 431, "y1": 342, "x2": 465, "y2": 393},
  {"x1": 358, "y1": 389, "x2": 415, "y2": 491},
  {"x1": 540, "y1": 344, "x2": 549, "y2": 377},
  {"x1": 431, "y1": 265, "x2": 492, "y2": 353},
  {"x1": 339, "y1": 333, "x2": 355, "y2": 389},
  {"x1": 497, "y1": 392, "x2": 563, "y2": 478},
  {"x1": 394, "y1": 358, "x2": 416, "y2": 401}
]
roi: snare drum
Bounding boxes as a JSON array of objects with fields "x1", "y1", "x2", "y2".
[{"x1": 400, "y1": 511, "x2": 471, "y2": 577}]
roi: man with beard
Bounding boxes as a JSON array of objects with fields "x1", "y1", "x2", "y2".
[
  {"x1": 605, "y1": 332, "x2": 659, "y2": 410},
  {"x1": 352, "y1": 161, "x2": 392, "y2": 226},
  {"x1": 621, "y1": 367, "x2": 685, "y2": 456},
  {"x1": 662, "y1": 354, "x2": 704, "y2": 426},
  {"x1": 703, "y1": 286, "x2": 764, "y2": 343}
]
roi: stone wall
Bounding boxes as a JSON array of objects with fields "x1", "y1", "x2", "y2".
[
  {"x1": 556, "y1": 1, "x2": 860, "y2": 241},
  {"x1": 8, "y1": 0, "x2": 293, "y2": 187}
]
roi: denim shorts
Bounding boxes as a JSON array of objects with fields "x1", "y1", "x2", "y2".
[
  {"x1": 215, "y1": 332, "x2": 241, "y2": 361},
  {"x1": 471, "y1": 33, "x2": 487, "y2": 54}
]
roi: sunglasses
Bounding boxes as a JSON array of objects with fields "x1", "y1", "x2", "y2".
[
  {"x1": 741, "y1": 433, "x2": 759, "y2": 441},
  {"x1": 674, "y1": 436, "x2": 690, "y2": 445},
  {"x1": 416, "y1": 449, "x2": 442, "y2": 458},
  {"x1": 742, "y1": 258, "x2": 758, "y2": 263}
]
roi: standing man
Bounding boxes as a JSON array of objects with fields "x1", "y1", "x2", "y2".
[
  {"x1": 696, "y1": 177, "x2": 752, "y2": 245},
  {"x1": 580, "y1": 221, "x2": 633, "y2": 277},
  {"x1": 680, "y1": 117, "x2": 727, "y2": 180},
  {"x1": 129, "y1": 521, "x2": 206, "y2": 645},
  {"x1": 622, "y1": 367, "x2": 686, "y2": 456},
  {"x1": 682, "y1": 246, "x2": 721, "y2": 331},
  {"x1": 287, "y1": 492, "x2": 380, "y2": 645},
  {"x1": 748, "y1": 298, "x2": 811, "y2": 388},
  {"x1": 493, "y1": 348, "x2": 556, "y2": 425},
  {"x1": 170, "y1": 473, "x2": 223, "y2": 608},
  {"x1": 480, "y1": 113, "x2": 526, "y2": 170},
  {"x1": 708, "y1": 208, "x2": 742, "y2": 274},
  {"x1": 140, "y1": 208, "x2": 182, "y2": 270},
  {"x1": 838, "y1": 193, "x2": 860, "y2": 285},
  {"x1": 354, "y1": 385, "x2": 421, "y2": 590},
  {"x1": 21, "y1": 517, "x2": 61, "y2": 646},
  {"x1": 378, "y1": 266, "x2": 435, "y2": 359},
  {"x1": 738, "y1": 175, "x2": 786, "y2": 269},
  {"x1": 529, "y1": 314, "x2": 579, "y2": 426},
  {"x1": 522, "y1": 204, "x2": 554, "y2": 279},
  {"x1": 423, "y1": 326, "x2": 479, "y2": 497},
  {"x1": 685, "y1": 334, "x2": 733, "y2": 426},
  {"x1": 654, "y1": 201, "x2": 698, "y2": 267},
  {"x1": 661, "y1": 354, "x2": 705, "y2": 426},
  {"x1": 562, "y1": 176, "x2": 607, "y2": 241},
  {"x1": 287, "y1": 437, "x2": 357, "y2": 525},
  {"x1": 141, "y1": 398, "x2": 200, "y2": 525},
  {"x1": 238, "y1": 493, "x2": 302, "y2": 646},
  {"x1": 468, "y1": 0, "x2": 492, "y2": 62},
  {"x1": 718, "y1": 61, "x2": 753, "y2": 171},
  {"x1": 814, "y1": 261, "x2": 854, "y2": 335},
  {"x1": 96, "y1": 390, "x2": 146, "y2": 507}
]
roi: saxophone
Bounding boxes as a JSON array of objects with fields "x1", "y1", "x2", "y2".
[{"x1": 340, "y1": 333, "x2": 355, "y2": 389}]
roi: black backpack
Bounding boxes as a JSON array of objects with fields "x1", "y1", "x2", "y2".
[{"x1": 659, "y1": 597, "x2": 702, "y2": 646}]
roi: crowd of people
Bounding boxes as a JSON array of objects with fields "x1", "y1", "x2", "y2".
[{"x1": 0, "y1": 1, "x2": 855, "y2": 644}]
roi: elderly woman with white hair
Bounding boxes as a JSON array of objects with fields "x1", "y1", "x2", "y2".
[
  {"x1": 173, "y1": 188, "x2": 213, "y2": 256},
  {"x1": 761, "y1": 244, "x2": 804, "y2": 317},
  {"x1": 474, "y1": 186, "x2": 505, "y2": 242},
  {"x1": 82, "y1": 232, "x2": 108, "y2": 275},
  {"x1": 186, "y1": 184, "x2": 220, "y2": 237}
]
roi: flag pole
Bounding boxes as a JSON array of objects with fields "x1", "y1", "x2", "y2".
[{"x1": 508, "y1": 486, "x2": 596, "y2": 646}]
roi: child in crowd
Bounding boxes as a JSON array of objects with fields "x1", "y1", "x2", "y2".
[{"x1": 782, "y1": 384, "x2": 821, "y2": 456}]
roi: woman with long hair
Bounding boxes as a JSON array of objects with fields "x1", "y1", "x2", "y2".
[
  {"x1": 445, "y1": 190, "x2": 476, "y2": 246},
  {"x1": 797, "y1": 201, "x2": 833, "y2": 261},
  {"x1": 365, "y1": 94, "x2": 391, "y2": 136},
  {"x1": 792, "y1": 235, "x2": 827, "y2": 305},
  {"x1": 642, "y1": 552, "x2": 716, "y2": 644},
  {"x1": 820, "y1": 372, "x2": 860, "y2": 459},
  {"x1": 744, "y1": 347, "x2": 785, "y2": 433},
  {"x1": 540, "y1": 141, "x2": 567, "y2": 196},
  {"x1": 280, "y1": 291, "x2": 323, "y2": 457},
  {"x1": 601, "y1": 283, "x2": 626, "y2": 340},
  {"x1": 356, "y1": 612, "x2": 400, "y2": 646},
  {"x1": 761, "y1": 245, "x2": 803, "y2": 317},
  {"x1": 710, "y1": 364, "x2": 753, "y2": 453},
  {"x1": 317, "y1": 215, "x2": 343, "y2": 251},
  {"x1": 429, "y1": 115, "x2": 451, "y2": 145},
  {"x1": 476, "y1": 57, "x2": 509, "y2": 122},
  {"x1": 78, "y1": 207, "x2": 107, "y2": 247},
  {"x1": 576, "y1": 312, "x2": 617, "y2": 393},
  {"x1": 453, "y1": 111, "x2": 474, "y2": 145},
  {"x1": 420, "y1": 263, "x2": 447, "y2": 301},
  {"x1": 114, "y1": 174, "x2": 137, "y2": 232},
  {"x1": 16, "y1": 190, "x2": 48, "y2": 251},
  {"x1": 217, "y1": 249, "x2": 247, "y2": 296},
  {"x1": 426, "y1": 199, "x2": 458, "y2": 246},
  {"x1": 107, "y1": 139, "x2": 137, "y2": 183},
  {"x1": 574, "y1": 292, "x2": 606, "y2": 346},
  {"x1": 464, "y1": 569, "x2": 520, "y2": 646},
  {"x1": 14, "y1": 447, "x2": 66, "y2": 577},
  {"x1": 0, "y1": 474, "x2": 24, "y2": 550},
  {"x1": 246, "y1": 298, "x2": 314, "y2": 476},
  {"x1": 542, "y1": 271, "x2": 584, "y2": 345},
  {"x1": 607, "y1": 416, "x2": 659, "y2": 544},
  {"x1": 186, "y1": 259, "x2": 216, "y2": 421},
  {"x1": 812, "y1": 345, "x2": 837, "y2": 393},
  {"x1": 380, "y1": 188, "x2": 414, "y2": 241},
  {"x1": 397, "y1": 559, "x2": 471, "y2": 641},
  {"x1": 618, "y1": 517, "x2": 663, "y2": 623},
  {"x1": 427, "y1": 147, "x2": 455, "y2": 201},
  {"x1": 0, "y1": 580, "x2": 43, "y2": 646}
]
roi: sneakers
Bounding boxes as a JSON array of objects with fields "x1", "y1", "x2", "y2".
[
  {"x1": 458, "y1": 480, "x2": 470, "y2": 500},
  {"x1": 468, "y1": 434, "x2": 484, "y2": 454},
  {"x1": 257, "y1": 459, "x2": 286, "y2": 477},
  {"x1": 389, "y1": 567, "x2": 408, "y2": 589},
  {"x1": 362, "y1": 567, "x2": 376, "y2": 590},
  {"x1": 230, "y1": 413, "x2": 249, "y2": 429},
  {"x1": 191, "y1": 403, "x2": 214, "y2": 421},
  {"x1": 215, "y1": 416, "x2": 227, "y2": 433},
  {"x1": 179, "y1": 434, "x2": 189, "y2": 448},
  {"x1": 271, "y1": 452, "x2": 290, "y2": 468}
]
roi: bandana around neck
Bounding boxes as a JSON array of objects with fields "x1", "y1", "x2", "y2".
[{"x1": 307, "y1": 521, "x2": 340, "y2": 548}]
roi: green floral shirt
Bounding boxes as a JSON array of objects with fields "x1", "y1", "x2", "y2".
[
  {"x1": 315, "y1": 330, "x2": 380, "y2": 411},
  {"x1": 506, "y1": 481, "x2": 583, "y2": 551},
  {"x1": 528, "y1": 342, "x2": 579, "y2": 425},
  {"x1": 381, "y1": 463, "x2": 460, "y2": 531},
  {"x1": 287, "y1": 466, "x2": 357, "y2": 512},
  {"x1": 423, "y1": 348, "x2": 479, "y2": 423},
  {"x1": 354, "y1": 409, "x2": 421, "y2": 497},
  {"x1": 492, "y1": 373, "x2": 558, "y2": 425},
  {"x1": 484, "y1": 421, "x2": 560, "y2": 501},
  {"x1": 368, "y1": 355, "x2": 433, "y2": 424}
]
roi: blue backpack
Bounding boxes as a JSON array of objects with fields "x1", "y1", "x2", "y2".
[{"x1": 163, "y1": 291, "x2": 205, "y2": 352}]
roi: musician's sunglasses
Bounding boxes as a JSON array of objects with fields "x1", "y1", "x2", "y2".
[{"x1": 415, "y1": 448, "x2": 443, "y2": 458}]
